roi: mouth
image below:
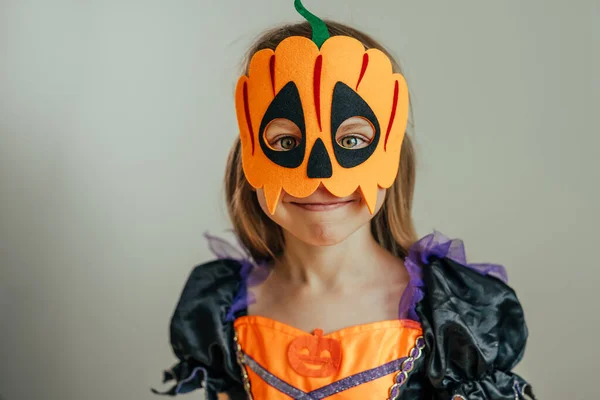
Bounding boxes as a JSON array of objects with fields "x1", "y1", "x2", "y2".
[
  {"x1": 290, "y1": 199, "x2": 357, "y2": 211},
  {"x1": 303, "y1": 363, "x2": 328, "y2": 370}
]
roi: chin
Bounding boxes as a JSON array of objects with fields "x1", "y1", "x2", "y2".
[
  {"x1": 292, "y1": 223, "x2": 354, "y2": 247},
  {"x1": 278, "y1": 206, "x2": 371, "y2": 247}
]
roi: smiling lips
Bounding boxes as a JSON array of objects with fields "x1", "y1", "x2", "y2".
[{"x1": 290, "y1": 199, "x2": 357, "y2": 211}]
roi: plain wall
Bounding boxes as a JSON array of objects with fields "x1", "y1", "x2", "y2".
[{"x1": 0, "y1": 0, "x2": 598, "y2": 399}]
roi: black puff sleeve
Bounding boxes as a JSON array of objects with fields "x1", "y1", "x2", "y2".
[
  {"x1": 152, "y1": 259, "x2": 247, "y2": 400},
  {"x1": 416, "y1": 257, "x2": 536, "y2": 399}
]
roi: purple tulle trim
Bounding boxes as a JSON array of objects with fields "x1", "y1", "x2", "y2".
[
  {"x1": 204, "y1": 231, "x2": 271, "y2": 322},
  {"x1": 399, "y1": 231, "x2": 509, "y2": 322},
  {"x1": 204, "y1": 230, "x2": 508, "y2": 324}
]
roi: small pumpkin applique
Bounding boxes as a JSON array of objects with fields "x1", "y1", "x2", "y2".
[{"x1": 287, "y1": 329, "x2": 342, "y2": 378}]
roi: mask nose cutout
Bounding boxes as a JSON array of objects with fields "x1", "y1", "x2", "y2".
[{"x1": 307, "y1": 138, "x2": 333, "y2": 179}]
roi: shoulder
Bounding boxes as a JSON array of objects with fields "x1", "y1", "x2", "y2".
[
  {"x1": 174, "y1": 258, "x2": 243, "y2": 317},
  {"x1": 411, "y1": 232, "x2": 523, "y2": 338},
  {"x1": 418, "y1": 256, "x2": 527, "y2": 370},
  {"x1": 410, "y1": 232, "x2": 536, "y2": 399},
  {"x1": 170, "y1": 258, "x2": 244, "y2": 361}
]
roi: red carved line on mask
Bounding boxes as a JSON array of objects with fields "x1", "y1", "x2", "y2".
[
  {"x1": 243, "y1": 81, "x2": 255, "y2": 155},
  {"x1": 314, "y1": 55, "x2": 323, "y2": 131},
  {"x1": 384, "y1": 80, "x2": 400, "y2": 151},
  {"x1": 269, "y1": 54, "x2": 276, "y2": 96},
  {"x1": 356, "y1": 53, "x2": 369, "y2": 90}
]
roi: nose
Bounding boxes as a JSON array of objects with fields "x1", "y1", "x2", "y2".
[{"x1": 307, "y1": 138, "x2": 333, "y2": 179}]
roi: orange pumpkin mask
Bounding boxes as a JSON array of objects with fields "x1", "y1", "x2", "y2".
[{"x1": 235, "y1": 0, "x2": 409, "y2": 214}]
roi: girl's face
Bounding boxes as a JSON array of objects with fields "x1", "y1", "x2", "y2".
[{"x1": 256, "y1": 116, "x2": 386, "y2": 246}]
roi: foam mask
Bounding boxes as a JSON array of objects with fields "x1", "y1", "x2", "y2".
[{"x1": 235, "y1": 0, "x2": 409, "y2": 215}]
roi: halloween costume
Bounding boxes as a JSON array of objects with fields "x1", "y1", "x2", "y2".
[
  {"x1": 153, "y1": 1, "x2": 535, "y2": 398},
  {"x1": 152, "y1": 233, "x2": 534, "y2": 400}
]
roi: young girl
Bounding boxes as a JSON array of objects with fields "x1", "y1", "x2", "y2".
[{"x1": 153, "y1": 1, "x2": 535, "y2": 399}]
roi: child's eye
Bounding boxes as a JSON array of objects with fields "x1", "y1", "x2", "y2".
[
  {"x1": 264, "y1": 118, "x2": 302, "y2": 151},
  {"x1": 338, "y1": 135, "x2": 368, "y2": 149},
  {"x1": 334, "y1": 116, "x2": 375, "y2": 150},
  {"x1": 272, "y1": 136, "x2": 300, "y2": 151}
]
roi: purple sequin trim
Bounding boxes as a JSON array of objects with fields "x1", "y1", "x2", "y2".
[
  {"x1": 398, "y1": 231, "x2": 509, "y2": 322},
  {"x1": 242, "y1": 351, "x2": 406, "y2": 400},
  {"x1": 309, "y1": 357, "x2": 406, "y2": 398},
  {"x1": 204, "y1": 232, "x2": 271, "y2": 322},
  {"x1": 241, "y1": 353, "x2": 315, "y2": 400}
]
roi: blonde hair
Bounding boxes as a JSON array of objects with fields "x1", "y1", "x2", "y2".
[{"x1": 225, "y1": 20, "x2": 418, "y2": 262}]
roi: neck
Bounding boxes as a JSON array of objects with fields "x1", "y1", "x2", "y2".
[{"x1": 275, "y1": 224, "x2": 385, "y2": 290}]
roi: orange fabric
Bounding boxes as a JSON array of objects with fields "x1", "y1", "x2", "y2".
[
  {"x1": 234, "y1": 316, "x2": 423, "y2": 399},
  {"x1": 235, "y1": 36, "x2": 410, "y2": 215}
]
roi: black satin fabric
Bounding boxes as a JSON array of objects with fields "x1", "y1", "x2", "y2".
[
  {"x1": 155, "y1": 257, "x2": 535, "y2": 399},
  {"x1": 158, "y1": 259, "x2": 248, "y2": 399},
  {"x1": 415, "y1": 257, "x2": 535, "y2": 399}
]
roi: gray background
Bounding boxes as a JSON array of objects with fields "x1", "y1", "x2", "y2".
[{"x1": 0, "y1": 0, "x2": 598, "y2": 399}]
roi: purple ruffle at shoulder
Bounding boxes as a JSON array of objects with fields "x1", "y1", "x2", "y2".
[
  {"x1": 204, "y1": 232, "x2": 271, "y2": 322},
  {"x1": 398, "y1": 230, "x2": 508, "y2": 322}
]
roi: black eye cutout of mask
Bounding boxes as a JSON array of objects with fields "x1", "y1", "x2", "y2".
[
  {"x1": 258, "y1": 81, "x2": 306, "y2": 168},
  {"x1": 330, "y1": 82, "x2": 380, "y2": 168}
]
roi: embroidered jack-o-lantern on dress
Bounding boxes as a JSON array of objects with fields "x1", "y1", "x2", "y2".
[{"x1": 153, "y1": 232, "x2": 536, "y2": 400}]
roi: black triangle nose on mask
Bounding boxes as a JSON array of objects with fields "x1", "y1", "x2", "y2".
[{"x1": 307, "y1": 138, "x2": 333, "y2": 179}]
